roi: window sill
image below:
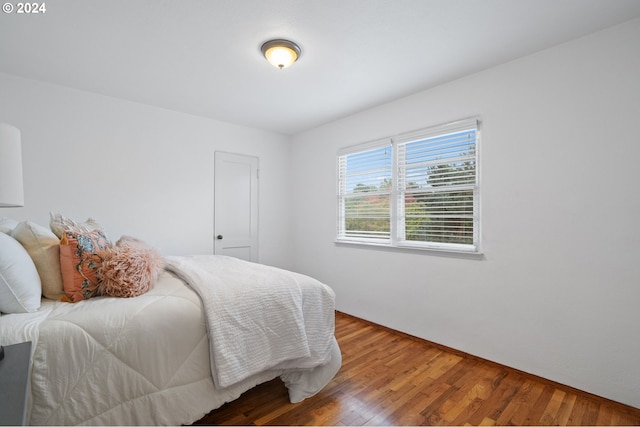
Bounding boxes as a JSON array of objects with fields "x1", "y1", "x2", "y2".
[{"x1": 334, "y1": 240, "x2": 484, "y2": 259}]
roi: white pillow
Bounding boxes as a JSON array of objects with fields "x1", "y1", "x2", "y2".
[
  {"x1": 0, "y1": 217, "x2": 19, "y2": 234},
  {"x1": 11, "y1": 221, "x2": 65, "y2": 300},
  {"x1": 0, "y1": 232, "x2": 42, "y2": 313}
]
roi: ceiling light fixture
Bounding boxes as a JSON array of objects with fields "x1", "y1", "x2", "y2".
[{"x1": 261, "y1": 39, "x2": 301, "y2": 69}]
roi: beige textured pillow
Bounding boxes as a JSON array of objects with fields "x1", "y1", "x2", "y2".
[
  {"x1": 49, "y1": 212, "x2": 103, "y2": 239},
  {"x1": 11, "y1": 221, "x2": 65, "y2": 300}
]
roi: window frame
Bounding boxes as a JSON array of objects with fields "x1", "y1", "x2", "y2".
[{"x1": 336, "y1": 118, "x2": 480, "y2": 254}]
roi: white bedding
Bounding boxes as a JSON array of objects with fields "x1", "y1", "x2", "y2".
[
  {"x1": 0, "y1": 256, "x2": 341, "y2": 426},
  {"x1": 165, "y1": 255, "x2": 336, "y2": 389}
]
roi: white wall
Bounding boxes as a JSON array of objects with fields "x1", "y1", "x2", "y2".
[
  {"x1": 0, "y1": 73, "x2": 293, "y2": 269},
  {"x1": 291, "y1": 19, "x2": 640, "y2": 408}
]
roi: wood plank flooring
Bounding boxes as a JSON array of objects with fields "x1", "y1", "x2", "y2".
[{"x1": 194, "y1": 312, "x2": 640, "y2": 426}]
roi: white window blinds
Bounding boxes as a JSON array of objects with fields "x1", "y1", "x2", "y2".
[
  {"x1": 397, "y1": 119, "x2": 478, "y2": 251},
  {"x1": 337, "y1": 140, "x2": 392, "y2": 242},
  {"x1": 337, "y1": 118, "x2": 480, "y2": 253}
]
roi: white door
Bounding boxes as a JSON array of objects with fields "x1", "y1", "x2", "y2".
[{"x1": 214, "y1": 152, "x2": 259, "y2": 262}]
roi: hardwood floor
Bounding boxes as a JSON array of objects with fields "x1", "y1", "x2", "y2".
[{"x1": 195, "y1": 312, "x2": 640, "y2": 426}]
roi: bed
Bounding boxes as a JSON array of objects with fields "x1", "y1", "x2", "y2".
[{"x1": 0, "y1": 218, "x2": 341, "y2": 425}]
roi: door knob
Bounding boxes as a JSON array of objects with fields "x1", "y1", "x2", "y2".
[{"x1": 216, "y1": 235, "x2": 223, "y2": 240}]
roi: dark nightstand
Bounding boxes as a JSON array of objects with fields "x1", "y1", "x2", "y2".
[{"x1": 0, "y1": 342, "x2": 32, "y2": 426}]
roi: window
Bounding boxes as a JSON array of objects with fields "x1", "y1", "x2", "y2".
[
  {"x1": 337, "y1": 118, "x2": 479, "y2": 253},
  {"x1": 337, "y1": 140, "x2": 393, "y2": 243}
]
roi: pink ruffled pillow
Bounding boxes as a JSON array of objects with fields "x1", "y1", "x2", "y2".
[{"x1": 96, "y1": 236, "x2": 164, "y2": 298}]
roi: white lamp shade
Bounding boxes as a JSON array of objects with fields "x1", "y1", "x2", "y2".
[{"x1": 0, "y1": 123, "x2": 24, "y2": 207}]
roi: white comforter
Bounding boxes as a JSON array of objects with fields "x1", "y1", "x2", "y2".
[
  {"x1": 165, "y1": 255, "x2": 336, "y2": 389},
  {"x1": 0, "y1": 256, "x2": 341, "y2": 425}
]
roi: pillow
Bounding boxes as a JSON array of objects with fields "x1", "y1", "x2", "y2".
[
  {"x1": 11, "y1": 221, "x2": 65, "y2": 300},
  {"x1": 97, "y1": 236, "x2": 164, "y2": 298},
  {"x1": 0, "y1": 232, "x2": 42, "y2": 313},
  {"x1": 59, "y1": 229, "x2": 111, "y2": 302},
  {"x1": 49, "y1": 212, "x2": 104, "y2": 239},
  {"x1": 0, "y1": 217, "x2": 19, "y2": 234}
]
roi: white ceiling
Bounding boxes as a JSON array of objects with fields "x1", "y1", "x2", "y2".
[{"x1": 1, "y1": 0, "x2": 640, "y2": 135}]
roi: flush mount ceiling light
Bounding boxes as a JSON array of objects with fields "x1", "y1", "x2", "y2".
[{"x1": 261, "y1": 39, "x2": 301, "y2": 69}]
